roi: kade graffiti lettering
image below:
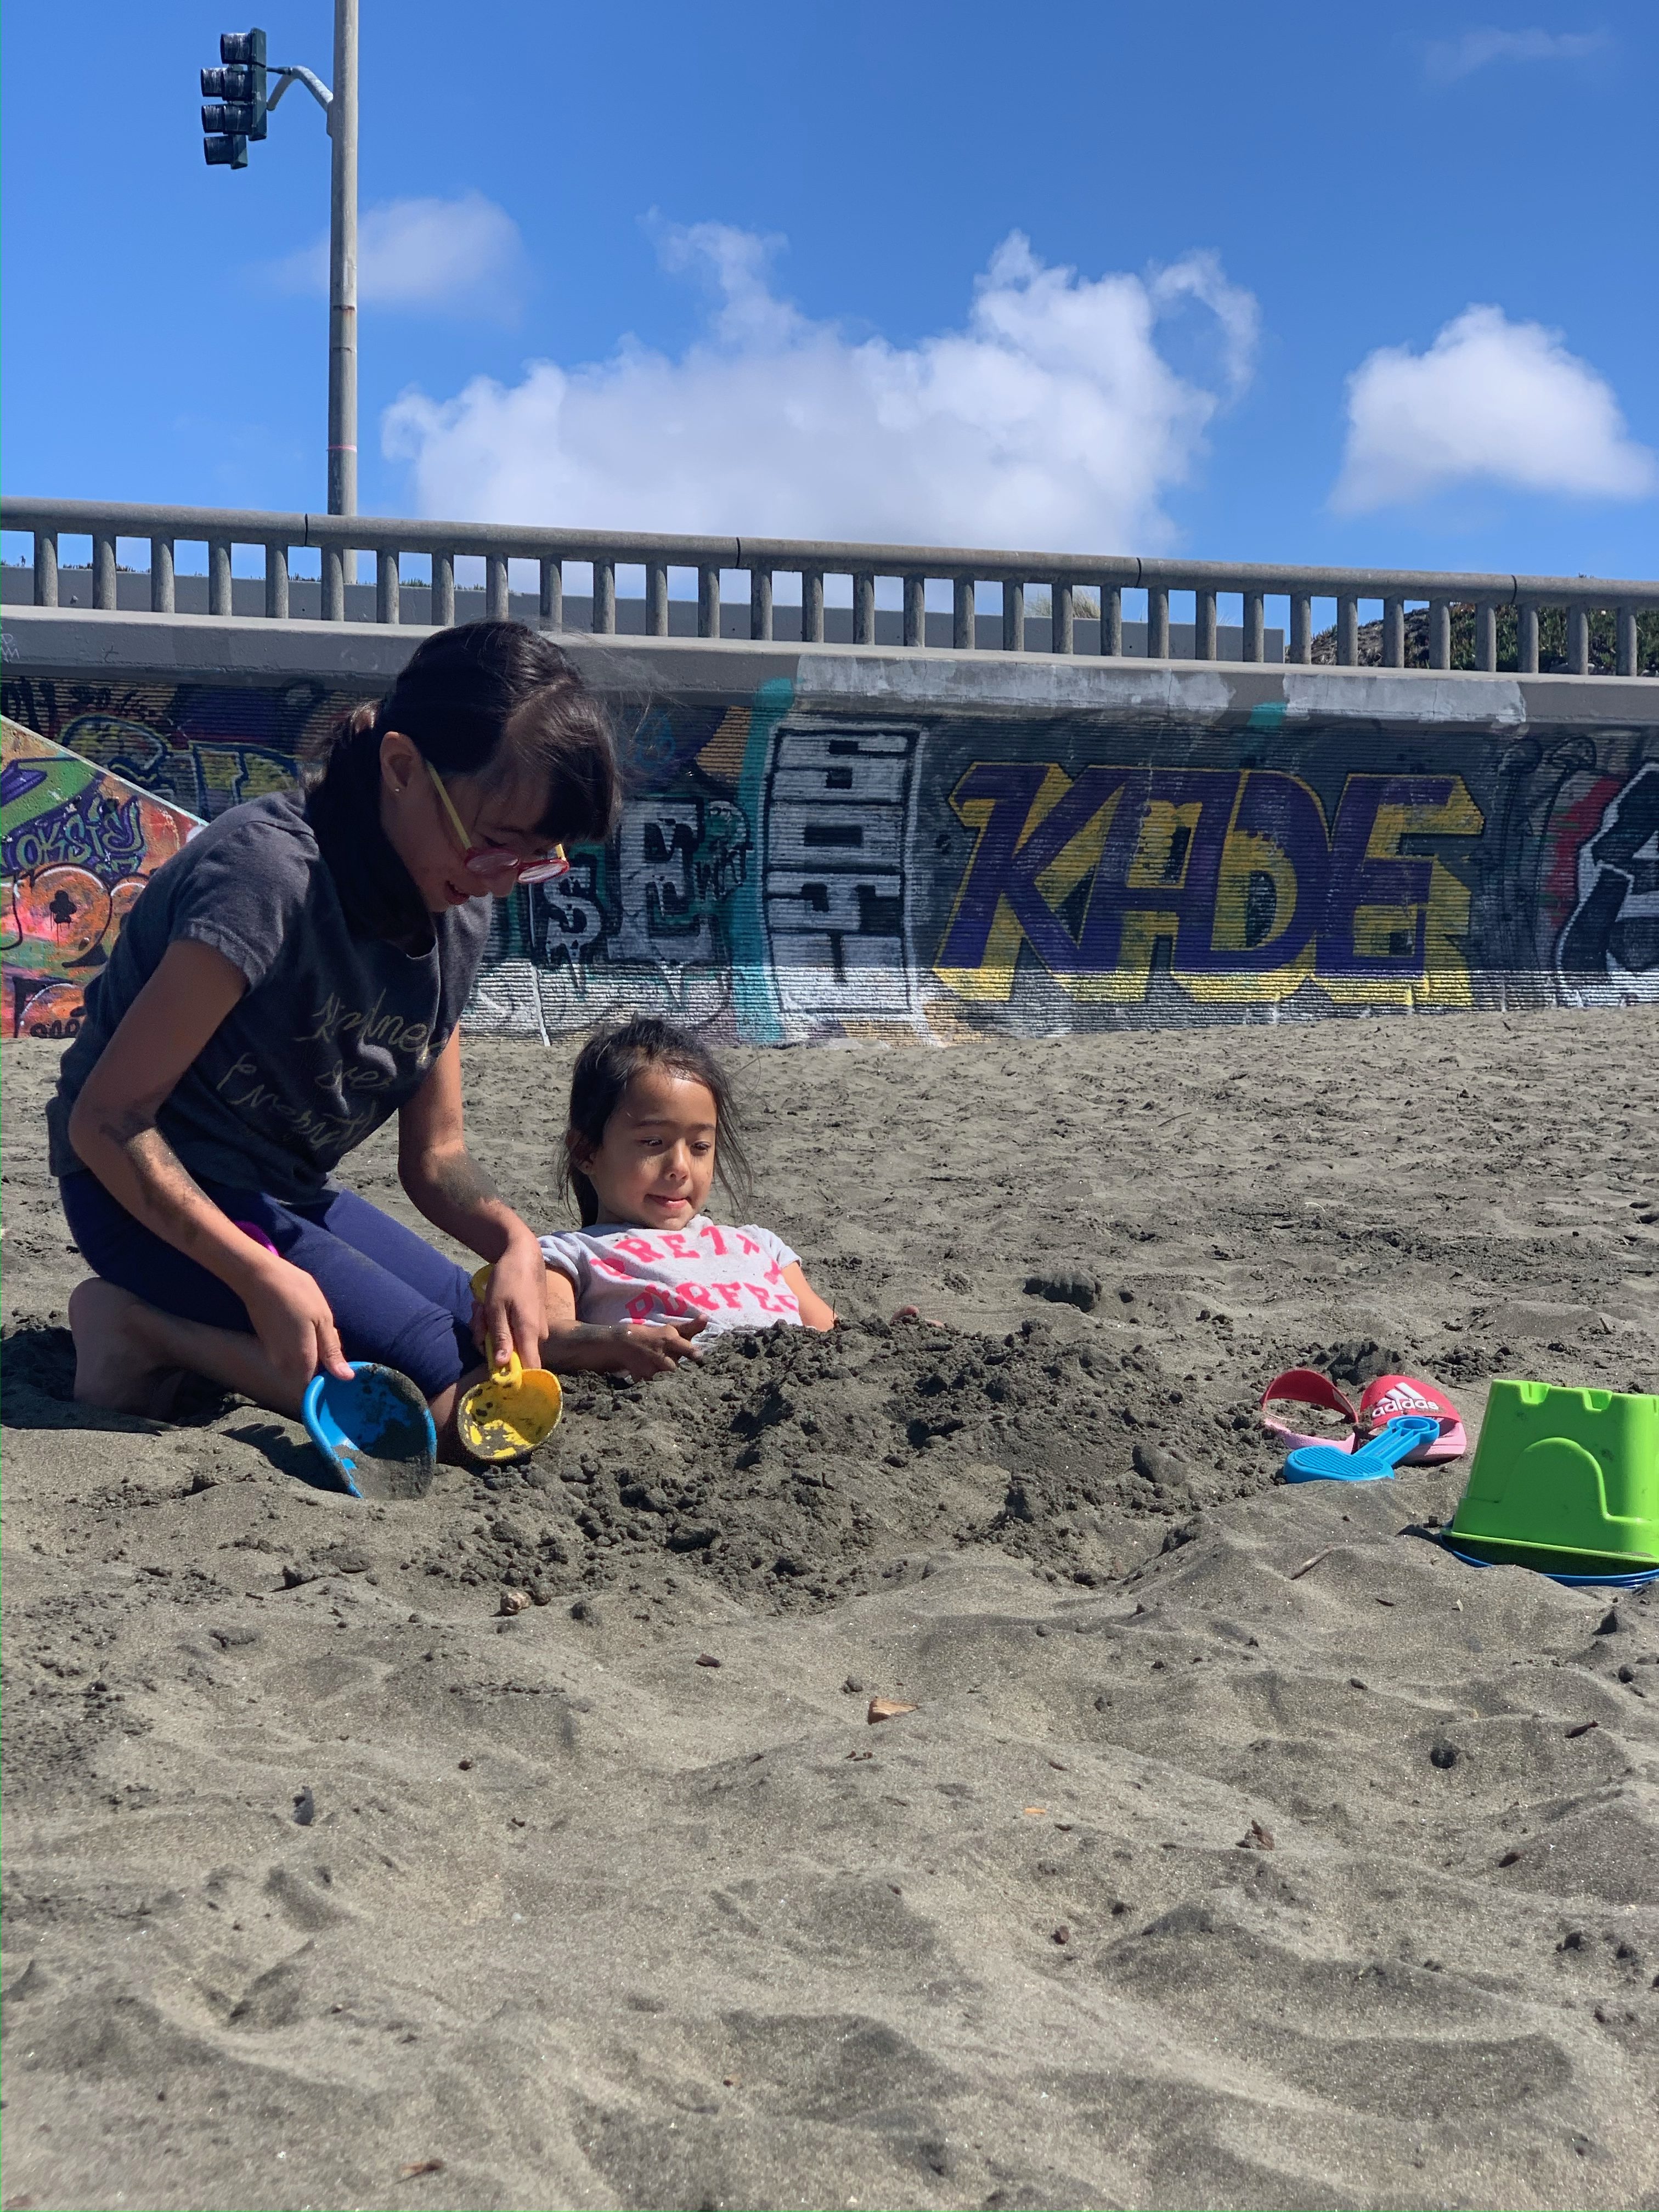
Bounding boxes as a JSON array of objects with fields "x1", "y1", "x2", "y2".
[{"x1": 934, "y1": 763, "x2": 1483, "y2": 1009}]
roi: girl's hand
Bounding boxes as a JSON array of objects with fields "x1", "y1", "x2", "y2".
[
  {"x1": 240, "y1": 1257, "x2": 353, "y2": 1395},
  {"x1": 479, "y1": 1234, "x2": 551, "y2": 1372},
  {"x1": 608, "y1": 1316, "x2": 707, "y2": 1378}
]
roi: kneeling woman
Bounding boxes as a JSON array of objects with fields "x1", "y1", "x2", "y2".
[{"x1": 52, "y1": 620, "x2": 617, "y2": 1451}]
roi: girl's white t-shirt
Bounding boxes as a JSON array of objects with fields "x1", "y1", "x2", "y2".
[{"x1": 539, "y1": 1214, "x2": 803, "y2": 1335}]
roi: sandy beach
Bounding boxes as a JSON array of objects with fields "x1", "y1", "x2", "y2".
[{"x1": 3, "y1": 1007, "x2": 1657, "y2": 2212}]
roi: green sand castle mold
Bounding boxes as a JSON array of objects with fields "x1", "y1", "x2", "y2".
[{"x1": 1449, "y1": 1379, "x2": 1659, "y2": 1575}]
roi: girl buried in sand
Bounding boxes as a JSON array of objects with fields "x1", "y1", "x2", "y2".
[{"x1": 535, "y1": 1016, "x2": 835, "y2": 1378}]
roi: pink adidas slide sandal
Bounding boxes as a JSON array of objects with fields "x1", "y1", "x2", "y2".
[
  {"x1": 1356, "y1": 1373, "x2": 1466, "y2": 1463},
  {"x1": 1259, "y1": 1368, "x2": 1361, "y2": 1454},
  {"x1": 1259, "y1": 1367, "x2": 1465, "y2": 1465}
]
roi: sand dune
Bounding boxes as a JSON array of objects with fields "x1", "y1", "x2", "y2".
[{"x1": 3, "y1": 1009, "x2": 1656, "y2": 2211}]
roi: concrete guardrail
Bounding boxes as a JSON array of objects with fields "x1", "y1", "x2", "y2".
[{"x1": 4, "y1": 496, "x2": 1655, "y2": 675}]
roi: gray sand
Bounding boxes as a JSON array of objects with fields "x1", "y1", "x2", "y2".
[{"x1": 3, "y1": 1011, "x2": 1656, "y2": 2212}]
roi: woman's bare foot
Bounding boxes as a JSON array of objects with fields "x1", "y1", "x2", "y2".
[{"x1": 68, "y1": 1278, "x2": 187, "y2": 1418}]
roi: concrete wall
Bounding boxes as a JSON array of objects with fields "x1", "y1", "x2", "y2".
[{"x1": 4, "y1": 604, "x2": 1656, "y2": 1046}]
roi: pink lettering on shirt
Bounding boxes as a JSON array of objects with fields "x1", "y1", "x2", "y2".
[
  {"x1": 627, "y1": 1288, "x2": 697, "y2": 1324},
  {"x1": 539, "y1": 1215, "x2": 803, "y2": 1341}
]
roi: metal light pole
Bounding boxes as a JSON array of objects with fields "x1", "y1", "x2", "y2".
[
  {"x1": 327, "y1": 0, "x2": 358, "y2": 530},
  {"x1": 202, "y1": 5, "x2": 358, "y2": 540}
]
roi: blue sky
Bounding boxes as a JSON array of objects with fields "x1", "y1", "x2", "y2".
[{"x1": 4, "y1": 2, "x2": 1656, "y2": 580}]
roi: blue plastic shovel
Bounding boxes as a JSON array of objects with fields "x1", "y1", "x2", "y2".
[
  {"x1": 1284, "y1": 1413, "x2": 1443, "y2": 1485},
  {"x1": 302, "y1": 1362, "x2": 437, "y2": 1499}
]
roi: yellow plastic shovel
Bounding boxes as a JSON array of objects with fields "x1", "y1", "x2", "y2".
[{"x1": 460, "y1": 1265, "x2": 563, "y2": 1463}]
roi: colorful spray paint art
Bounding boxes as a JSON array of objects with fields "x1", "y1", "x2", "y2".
[
  {"x1": 1, "y1": 718, "x2": 203, "y2": 1039},
  {"x1": 4, "y1": 672, "x2": 1654, "y2": 1046}
]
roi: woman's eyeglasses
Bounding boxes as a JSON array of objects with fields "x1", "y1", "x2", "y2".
[{"x1": 425, "y1": 759, "x2": 569, "y2": 885}]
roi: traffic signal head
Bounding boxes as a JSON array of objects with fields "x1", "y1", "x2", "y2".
[
  {"x1": 201, "y1": 28, "x2": 267, "y2": 168},
  {"x1": 218, "y1": 29, "x2": 267, "y2": 67}
]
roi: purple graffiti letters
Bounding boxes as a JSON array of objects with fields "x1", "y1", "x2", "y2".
[
  {"x1": 939, "y1": 764, "x2": 1127, "y2": 981},
  {"x1": 2, "y1": 788, "x2": 146, "y2": 882},
  {"x1": 1326, "y1": 776, "x2": 1448, "y2": 980}
]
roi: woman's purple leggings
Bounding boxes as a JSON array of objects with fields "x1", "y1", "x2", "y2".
[{"x1": 60, "y1": 1170, "x2": 477, "y2": 1399}]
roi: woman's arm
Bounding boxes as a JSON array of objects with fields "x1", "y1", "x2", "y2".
[
  {"x1": 396, "y1": 1028, "x2": 546, "y2": 1371},
  {"x1": 66, "y1": 939, "x2": 353, "y2": 1391},
  {"x1": 783, "y1": 1262, "x2": 836, "y2": 1330}
]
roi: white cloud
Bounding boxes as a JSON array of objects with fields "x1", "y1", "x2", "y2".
[
  {"x1": 381, "y1": 224, "x2": 1259, "y2": 551},
  {"x1": 1425, "y1": 26, "x2": 1610, "y2": 84},
  {"x1": 1333, "y1": 305, "x2": 1657, "y2": 512},
  {"x1": 269, "y1": 190, "x2": 526, "y2": 317}
]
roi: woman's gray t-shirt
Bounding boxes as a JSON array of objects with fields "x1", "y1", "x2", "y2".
[{"x1": 48, "y1": 789, "x2": 492, "y2": 1202}]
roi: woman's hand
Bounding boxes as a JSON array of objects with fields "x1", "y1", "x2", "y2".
[
  {"x1": 239, "y1": 1256, "x2": 353, "y2": 1396},
  {"x1": 479, "y1": 1233, "x2": 551, "y2": 1372}
]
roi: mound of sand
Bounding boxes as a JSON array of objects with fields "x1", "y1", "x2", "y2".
[{"x1": 3, "y1": 1012, "x2": 1656, "y2": 2211}]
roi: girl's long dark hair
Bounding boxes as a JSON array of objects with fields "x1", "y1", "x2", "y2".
[
  {"x1": 304, "y1": 620, "x2": 619, "y2": 941},
  {"x1": 560, "y1": 1015, "x2": 752, "y2": 1228}
]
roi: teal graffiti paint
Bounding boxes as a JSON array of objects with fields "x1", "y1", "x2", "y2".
[{"x1": 728, "y1": 677, "x2": 795, "y2": 1042}]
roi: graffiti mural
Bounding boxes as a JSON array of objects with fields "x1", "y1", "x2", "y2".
[
  {"x1": 763, "y1": 724, "x2": 921, "y2": 1029},
  {"x1": 462, "y1": 688, "x2": 929, "y2": 1043},
  {"x1": 465, "y1": 706, "x2": 1657, "y2": 1040},
  {"x1": 934, "y1": 763, "x2": 1481, "y2": 1013},
  {"x1": 0, "y1": 674, "x2": 336, "y2": 821},
  {"x1": 469, "y1": 687, "x2": 776, "y2": 1039},
  {"x1": 1553, "y1": 763, "x2": 1659, "y2": 1002},
  {"x1": 1481, "y1": 734, "x2": 1659, "y2": 1012},
  {"x1": 1, "y1": 718, "x2": 203, "y2": 1038},
  {"x1": 3, "y1": 661, "x2": 1655, "y2": 1045}
]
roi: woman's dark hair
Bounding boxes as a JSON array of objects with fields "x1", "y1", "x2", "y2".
[
  {"x1": 560, "y1": 1015, "x2": 752, "y2": 1228},
  {"x1": 304, "y1": 621, "x2": 619, "y2": 939}
]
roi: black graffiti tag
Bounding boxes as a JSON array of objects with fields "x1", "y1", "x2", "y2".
[{"x1": 1556, "y1": 763, "x2": 1659, "y2": 989}]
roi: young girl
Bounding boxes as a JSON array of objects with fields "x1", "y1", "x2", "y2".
[{"x1": 537, "y1": 1017, "x2": 834, "y2": 1379}]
